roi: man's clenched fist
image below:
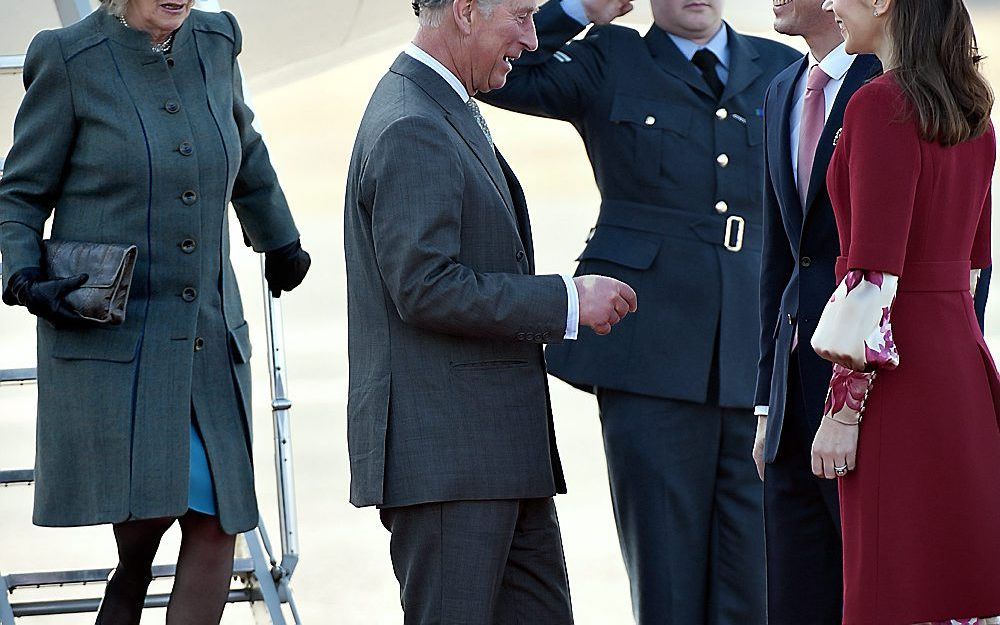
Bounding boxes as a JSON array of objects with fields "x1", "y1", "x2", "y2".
[
  {"x1": 581, "y1": 0, "x2": 634, "y2": 25},
  {"x1": 574, "y1": 275, "x2": 638, "y2": 335}
]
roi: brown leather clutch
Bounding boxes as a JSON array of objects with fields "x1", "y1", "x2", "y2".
[{"x1": 44, "y1": 240, "x2": 138, "y2": 326}]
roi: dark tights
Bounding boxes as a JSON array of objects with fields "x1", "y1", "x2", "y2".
[{"x1": 96, "y1": 511, "x2": 236, "y2": 625}]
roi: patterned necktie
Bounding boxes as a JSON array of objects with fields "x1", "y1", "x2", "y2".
[
  {"x1": 466, "y1": 99, "x2": 494, "y2": 148},
  {"x1": 796, "y1": 65, "x2": 833, "y2": 207},
  {"x1": 691, "y1": 49, "x2": 725, "y2": 101}
]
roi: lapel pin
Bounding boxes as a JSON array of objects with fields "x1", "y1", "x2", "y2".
[{"x1": 833, "y1": 128, "x2": 843, "y2": 146}]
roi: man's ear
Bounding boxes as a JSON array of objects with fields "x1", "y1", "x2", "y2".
[{"x1": 452, "y1": 0, "x2": 474, "y2": 35}]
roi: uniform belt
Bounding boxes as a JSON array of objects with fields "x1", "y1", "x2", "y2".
[
  {"x1": 596, "y1": 200, "x2": 760, "y2": 253},
  {"x1": 836, "y1": 257, "x2": 971, "y2": 292}
]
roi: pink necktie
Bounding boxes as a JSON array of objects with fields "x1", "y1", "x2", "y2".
[{"x1": 796, "y1": 66, "x2": 833, "y2": 207}]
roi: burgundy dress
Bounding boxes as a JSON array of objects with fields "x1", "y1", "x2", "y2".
[{"x1": 828, "y1": 73, "x2": 1000, "y2": 624}]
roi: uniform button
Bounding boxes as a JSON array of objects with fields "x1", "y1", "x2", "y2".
[
  {"x1": 644, "y1": 115, "x2": 656, "y2": 126},
  {"x1": 180, "y1": 238, "x2": 196, "y2": 254},
  {"x1": 716, "y1": 153, "x2": 730, "y2": 168},
  {"x1": 715, "y1": 201, "x2": 729, "y2": 214},
  {"x1": 194, "y1": 337, "x2": 205, "y2": 352},
  {"x1": 515, "y1": 250, "x2": 525, "y2": 261},
  {"x1": 179, "y1": 141, "x2": 194, "y2": 156},
  {"x1": 716, "y1": 108, "x2": 728, "y2": 120},
  {"x1": 181, "y1": 287, "x2": 198, "y2": 302},
  {"x1": 801, "y1": 256, "x2": 812, "y2": 268},
  {"x1": 181, "y1": 190, "x2": 198, "y2": 205},
  {"x1": 165, "y1": 100, "x2": 180, "y2": 114}
]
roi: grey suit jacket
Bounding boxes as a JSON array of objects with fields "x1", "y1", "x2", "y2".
[
  {"x1": 0, "y1": 8, "x2": 297, "y2": 533},
  {"x1": 344, "y1": 53, "x2": 569, "y2": 508}
]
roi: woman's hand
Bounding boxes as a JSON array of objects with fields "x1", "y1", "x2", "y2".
[
  {"x1": 811, "y1": 412, "x2": 859, "y2": 480},
  {"x1": 1, "y1": 267, "x2": 90, "y2": 328},
  {"x1": 264, "y1": 239, "x2": 311, "y2": 298}
]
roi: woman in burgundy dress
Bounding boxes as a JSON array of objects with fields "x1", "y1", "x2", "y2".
[{"x1": 810, "y1": 0, "x2": 1000, "y2": 623}]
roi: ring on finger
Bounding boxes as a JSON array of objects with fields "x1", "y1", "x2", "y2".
[{"x1": 834, "y1": 464, "x2": 849, "y2": 477}]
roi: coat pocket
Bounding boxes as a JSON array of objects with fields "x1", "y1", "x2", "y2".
[
  {"x1": 228, "y1": 321, "x2": 252, "y2": 364},
  {"x1": 50, "y1": 326, "x2": 141, "y2": 363},
  {"x1": 451, "y1": 359, "x2": 530, "y2": 372},
  {"x1": 577, "y1": 226, "x2": 660, "y2": 270}
]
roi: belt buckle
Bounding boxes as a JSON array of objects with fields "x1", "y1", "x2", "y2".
[{"x1": 724, "y1": 215, "x2": 745, "y2": 252}]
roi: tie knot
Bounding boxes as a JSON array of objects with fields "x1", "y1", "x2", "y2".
[
  {"x1": 691, "y1": 48, "x2": 719, "y2": 73},
  {"x1": 807, "y1": 65, "x2": 832, "y2": 91}
]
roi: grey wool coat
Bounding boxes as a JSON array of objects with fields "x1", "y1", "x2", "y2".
[
  {"x1": 0, "y1": 8, "x2": 299, "y2": 534},
  {"x1": 344, "y1": 54, "x2": 569, "y2": 508}
]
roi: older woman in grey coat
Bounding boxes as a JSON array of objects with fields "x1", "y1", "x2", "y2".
[{"x1": 0, "y1": 0, "x2": 310, "y2": 622}]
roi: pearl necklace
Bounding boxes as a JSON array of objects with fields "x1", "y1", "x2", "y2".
[{"x1": 118, "y1": 15, "x2": 174, "y2": 54}]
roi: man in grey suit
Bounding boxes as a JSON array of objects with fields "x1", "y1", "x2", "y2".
[{"x1": 344, "y1": 0, "x2": 637, "y2": 621}]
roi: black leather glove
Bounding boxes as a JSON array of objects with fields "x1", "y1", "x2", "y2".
[
  {"x1": 2, "y1": 267, "x2": 90, "y2": 328},
  {"x1": 264, "y1": 239, "x2": 311, "y2": 298}
]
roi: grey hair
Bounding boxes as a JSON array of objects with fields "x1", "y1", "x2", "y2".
[
  {"x1": 414, "y1": 0, "x2": 504, "y2": 28},
  {"x1": 98, "y1": 0, "x2": 129, "y2": 17}
]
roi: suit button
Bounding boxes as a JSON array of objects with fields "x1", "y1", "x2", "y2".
[
  {"x1": 542, "y1": 331, "x2": 551, "y2": 339},
  {"x1": 516, "y1": 332, "x2": 526, "y2": 341},
  {"x1": 194, "y1": 337, "x2": 205, "y2": 352},
  {"x1": 182, "y1": 287, "x2": 198, "y2": 302},
  {"x1": 716, "y1": 108, "x2": 728, "y2": 120},
  {"x1": 515, "y1": 250, "x2": 525, "y2": 261},
  {"x1": 801, "y1": 256, "x2": 812, "y2": 268},
  {"x1": 181, "y1": 190, "x2": 198, "y2": 205},
  {"x1": 715, "y1": 201, "x2": 729, "y2": 214},
  {"x1": 180, "y1": 239, "x2": 196, "y2": 254},
  {"x1": 716, "y1": 153, "x2": 730, "y2": 168},
  {"x1": 165, "y1": 100, "x2": 180, "y2": 114},
  {"x1": 644, "y1": 115, "x2": 656, "y2": 126},
  {"x1": 179, "y1": 141, "x2": 194, "y2": 156}
]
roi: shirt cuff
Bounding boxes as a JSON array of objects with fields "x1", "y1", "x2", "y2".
[
  {"x1": 754, "y1": 405, "x2": 769, "y2": 417},
  {"x1": 560, "y1": 0, "x2": 590, "y2": 26},
  {"x1": 562, "y1": 274, "x2": 579, "y2": 340}
]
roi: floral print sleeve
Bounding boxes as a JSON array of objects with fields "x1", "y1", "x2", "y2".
[{"x1": 812, "y1": 269, "x2": 900, "y2": 423}]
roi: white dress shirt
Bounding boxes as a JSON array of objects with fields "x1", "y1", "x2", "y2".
[
  {"x1": 403, "y1": 44, "x2": 580, "y2": 340},
  {"x1": 789, "y1": 43, "x2": 855, "y2": 182}
]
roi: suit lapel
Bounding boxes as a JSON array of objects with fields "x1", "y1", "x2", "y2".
[
  {"x1": 389, "y1": 54, "x2": 517, "y2": 223},
  {"x1": 645, "y1": 26, "x2": 716, "y2": 100},
  {"x1": 495, "y1": 150, "x2": 533, "y2": 271},
  {"x1": 777, "y1": 57, "x2": 807, "y2": 238},
  {"x1": 802, "y1": 55, "x2": 879, "y2": 222},
  {"x1": 720, "y1": 26, "x2": 763, "y2": 104}
]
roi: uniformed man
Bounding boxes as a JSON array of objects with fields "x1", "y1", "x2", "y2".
[{"x1": 479, "y1": 1, "x2": 800, "y2": 622}]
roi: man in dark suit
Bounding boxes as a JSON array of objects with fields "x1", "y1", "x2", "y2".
[
  {"x1": 478, "y1": 0, "x2": 799, "y2": 622},
  {"x1": 756, "y1": 3, "x2": 990, "y2": 623},
  {"x1": 343, "y1": 0, "x2": 637, "y2": 622}
]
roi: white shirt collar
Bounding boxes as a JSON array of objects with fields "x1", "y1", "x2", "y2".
[
  {"x1": 667, "y1": 24, "x2": 730, "y2": 70},
  {"x1": 807, "y1": 42, "x2": 855, "y2": 82},
  {"x1": 404, "y1": 43, "x2": 470, "y2": 103}
]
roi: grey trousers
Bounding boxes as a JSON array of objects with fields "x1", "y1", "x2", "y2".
[
  {"x1": 379, "y1": 498, "x2": 574, "y2": 625},
  {"x1": 598, "y1": 389, "x2": 766, "y2": 625}
]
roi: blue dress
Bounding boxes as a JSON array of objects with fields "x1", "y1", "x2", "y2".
[{"x1": 189, "y1": 421, "x2": 217, "y2": 515}]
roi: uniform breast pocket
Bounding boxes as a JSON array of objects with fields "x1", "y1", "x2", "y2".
[{"x1": 609, "y1": 95, "x2": 692, "y2": 188}]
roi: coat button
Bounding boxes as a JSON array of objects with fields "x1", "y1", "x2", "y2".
[
  {"x1": 515, "y1": 250, "x2": 525, "y2": 261},
  {"x1": 166, "y1": 57, "x2": 175, "y2": 68},
  {"x1": 644, "y1": 115, "x2": 656, "y2": 126},
  {"x1": 165, "y1": 100, "x2": 180, "y2": 114},
  {"x1": 716, "y1": 108, "x2": 728, "y2": 120},
  {"x1": 715, "y1": 201, "x2": 729, "y2": 214},
  {"x1": 194, "y1": 337, "x2": 205, "y2": 352},
  {"x1": 179, "y1": 142, "x2": 194, "y2": 156},
  {"x1": 182, "y1": 287, "x2": 198, "y2": 302},
  {"x1": 801, "y1": 256, "x2": 812, "y2": 268},
  {"x1": 181, "y1": 190, "x2": 198, "y2": 205},
  {"x1": 716, "y1": 153, "x2": 730, "y2": 168},
  {"x1": 180, "y1": 238, "x2": 196, "y2": 254}
]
